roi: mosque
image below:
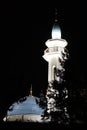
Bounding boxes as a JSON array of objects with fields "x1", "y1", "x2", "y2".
[{"x1": 3, "y1": 10, "x2": 69, "y2": 123}]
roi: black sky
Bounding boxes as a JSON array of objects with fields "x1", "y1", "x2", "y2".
[{"x1": 0, "y1": 3, "x2": 87, "y2": 120}]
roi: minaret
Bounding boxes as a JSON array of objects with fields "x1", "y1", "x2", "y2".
[
  {"x1": 43, "y1": 10, "x2": 68, "y2": 83},
  {"x1": 42, "y1": 9, "x2": 70, "y2": 123}
]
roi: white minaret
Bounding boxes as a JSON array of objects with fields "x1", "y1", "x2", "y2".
[
  {"x1": 42, "y1": 11, "x2": 70, "y2": 123},
  {"x1": 43, "y1": 13, "x2": 68, "y2": 83}
]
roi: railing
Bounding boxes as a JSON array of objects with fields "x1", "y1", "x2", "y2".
[{"x1": 44, "y1": 47, "x2": 59, "y2": 54}]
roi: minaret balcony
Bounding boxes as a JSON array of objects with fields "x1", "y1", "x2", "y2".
[
  {"x1": 45, "y1": 39, "x2": 68, "y2": 48},
  {"x1": 44, "y1": 47, "x2": 59, "y2": 55}
]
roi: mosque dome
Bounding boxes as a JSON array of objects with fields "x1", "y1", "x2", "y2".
[{"x1": 3, "y1": 87, "x2": 45, "y2": 122}]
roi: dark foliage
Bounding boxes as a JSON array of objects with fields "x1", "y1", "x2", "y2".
[{"x1": 39, "y1": 80, "x2": 70, "y2": 124}]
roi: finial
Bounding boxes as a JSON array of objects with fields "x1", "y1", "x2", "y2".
[
  {"x1": 29, "y1": 84, "x2": 33, "y2": 96},
  {"x1": 54, "y1": 8, "x2": 58, "y2": 22},
  {"x1": 51, "y1": 8, "x2": 61, "y2": 39}
]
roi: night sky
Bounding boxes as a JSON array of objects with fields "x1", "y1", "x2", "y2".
[{"x1": 0, "y1": 2, "x2": 87, "y2": 123}]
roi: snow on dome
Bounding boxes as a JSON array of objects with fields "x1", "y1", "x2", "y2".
[{"x1": 3, "y1": 96, "x2": 45, "y2": 122}]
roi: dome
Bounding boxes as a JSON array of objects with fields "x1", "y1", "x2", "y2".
[{"x1": 3, "y1": 95, "x2": 45, "y2": 122}]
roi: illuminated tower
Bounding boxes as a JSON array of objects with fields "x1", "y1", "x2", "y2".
[
  {"x1": 42, "y1": 10, "x2": 70, "y2": 123},
  {"x1": 43, "y1": 18, "x2": 68, "y2": 83}
]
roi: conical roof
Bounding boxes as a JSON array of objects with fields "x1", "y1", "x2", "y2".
[
  {"x1": 51, "y1": 8, "x2": 61, "y2": 39},
  {"x1": 51, "y1": 22, "x2": 61, "y2": 39}
]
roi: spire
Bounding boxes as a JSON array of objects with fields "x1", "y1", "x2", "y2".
[
  {"x1": 29, "y1": 84, "x2": 33, "y2": 96},
  {"x1": 54, "y1": 8, "x2": 58, "y2": 22},
  {"x1": 51, "y1": 8, "x2": 61, "y2": 39}
]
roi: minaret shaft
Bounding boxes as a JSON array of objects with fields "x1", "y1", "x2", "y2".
[
  {"x1": 43, "y1": 39, "x2": 67, "y2": 82},
  {"x1": 48, "y1": 57, "x2": 58, "y2": 82}
]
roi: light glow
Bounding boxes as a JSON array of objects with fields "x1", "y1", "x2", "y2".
[
  {"x1": 52, "y1": 23, "x2": 61, "y2": 39},
  {"x1": 45, "y1": 39, "x2": 68, "y2": 48}
]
